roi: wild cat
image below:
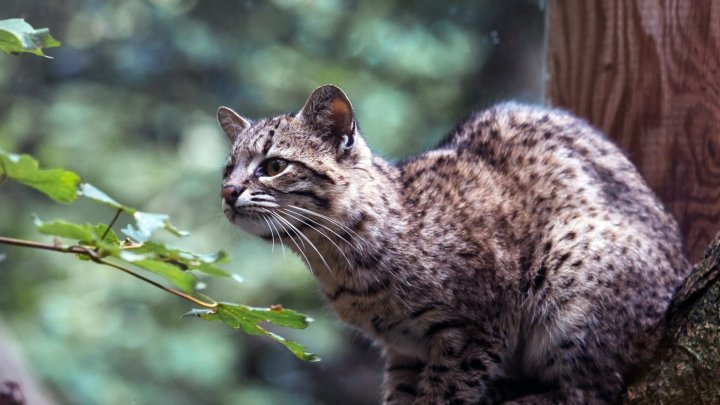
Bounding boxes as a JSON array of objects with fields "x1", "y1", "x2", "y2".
[{"x1": 217, "y1": 85, "x2": 691, "y2": 404}]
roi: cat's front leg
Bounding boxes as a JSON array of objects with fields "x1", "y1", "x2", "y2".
[
  {"x1": 413, "y1": 327, "x2": 505, "y2": 405},
  {"x1": 382, "y1": 350, "x2": 425, "y2": 405}
]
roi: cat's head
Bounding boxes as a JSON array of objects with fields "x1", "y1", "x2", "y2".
[{"x1": 217, "y1": 84, "x2": 371, "y2": 238}]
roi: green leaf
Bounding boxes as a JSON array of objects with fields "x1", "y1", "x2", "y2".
[
  {"x1": 78, "y1": 183, "x2": 189, "y2": 242},
  {"x1": 35, "y1": 218, "x2": 93, "y2": 241},
  {"x1": 0, "y1": 150, "x2": 80, "y2": 203},
  {"x1": 77, "y1": 183, "x2": 129, "y2": 212},
  {"x1": 32, "y1": 218, "x2": 195, "y2": 292},
  {"x1": 0, "y1": 18, "x2": 60, "y2": 57},
  {"x1": 34, "y1": 217, "x2": 121, "y2": 256},
  {"x1": 186, "y1": 303, "x2": 319, "y2": 362},
  {"x1": 122, "y1": 212, "x2": 188, "y2": 242},
  {"x1": 132, "y1": 242, "x2": 232, "y2": 278},
  {"x1": 155, "y1": 217, "x2": 190, "y2": 238},
  {"x1": 250, "y1": 306, "x2": 316, "y2": 329},
  {"x1": 196, "y1": 263, "x2": 232, "y2": 277},
  {"x1": 94, "y1": 224, "x2": 120, "y2": 246},
  {"x1": 119, "y1": 252, "x2": 196, "y2": 293}
]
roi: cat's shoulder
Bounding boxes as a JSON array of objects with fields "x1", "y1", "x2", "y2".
[
  {"x1": 436, "y1": 102, "x2": 612, "y2": 152},
  {"x1": 393, "y1": 102, "x2": 627, "y2": 191}
]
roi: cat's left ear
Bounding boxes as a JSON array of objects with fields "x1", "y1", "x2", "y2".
[
  {"x1": 217, "y1": 106, "x2": 252, "y2": 143},
  {"x1": 299, "y1": 84, "x2": 357, "y2": 150}
]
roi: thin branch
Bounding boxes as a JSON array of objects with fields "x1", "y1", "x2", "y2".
[
  {"x1": 0, "y1": 235, "x2": 217, "y2": 309},
  {"x1": 101, "y1": 208, "x2": 122, "y2": 240},
  {"x1": 95, "y1": 257, "x2": 217, "y2": 308},
  {"x1": 0, "y1": 235, "x2": 86, "y2": 254}
]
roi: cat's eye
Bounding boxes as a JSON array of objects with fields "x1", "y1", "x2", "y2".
[
  {"x1": 261, "y1": 158, "x2": 288, "y2": 177},
  {"x1": 222, "y1": 164, "x2": 233, "y2": 178}
]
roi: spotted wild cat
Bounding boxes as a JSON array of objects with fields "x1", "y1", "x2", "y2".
[{"x1": 217, "y1": 85, "x2": 691, "y2": 404}]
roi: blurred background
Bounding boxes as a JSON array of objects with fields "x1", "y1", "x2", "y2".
[{"x1": 0, "y1": 1, "x2": 544, "y2": 404}]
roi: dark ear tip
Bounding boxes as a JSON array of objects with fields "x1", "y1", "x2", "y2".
[
  {"x1": 217, "y1": 106, "x2": 248, "y2": 123},
  {"x1": 320, "y1": 84, "x2": 342, "y2": 91},
  {"x1": 316, "y1": 83, "x2": 341, "y2": 91},
  {"x1": 313, "y1": 84, "x2": 348, "y2": 98}
]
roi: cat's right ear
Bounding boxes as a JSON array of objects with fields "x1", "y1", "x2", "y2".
[
  {"x1": 298, "y1": 85, "x2": 356, "y2": 143},
  {"x1": 217, "y1": 106, "x2": 251, "y2": 143}
]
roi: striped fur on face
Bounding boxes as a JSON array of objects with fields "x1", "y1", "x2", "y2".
[{"x1": 218, "y1": 85, "x2": 372, "y2": 245}]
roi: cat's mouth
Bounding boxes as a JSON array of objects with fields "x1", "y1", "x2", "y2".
[{"x1": 223, "y1": 205, "x2": 304, "y2": 239}]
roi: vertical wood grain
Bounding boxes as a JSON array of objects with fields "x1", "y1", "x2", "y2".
[{"x1": 546, "y1": 0, "x2": 720, "y2": 261}]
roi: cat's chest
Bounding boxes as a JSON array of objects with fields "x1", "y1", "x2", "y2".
[
  {"x1": 378, "y1": 318, "x2": 431, "y2": 359},
  {"x1": 331, "y1": 295, "x2": 435, "y2": 359}
]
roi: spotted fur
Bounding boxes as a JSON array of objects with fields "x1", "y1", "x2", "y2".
[{"x1": 217, "y1": 85, "x2": 691, "y2": 404}]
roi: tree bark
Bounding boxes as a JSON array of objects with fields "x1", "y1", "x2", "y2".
[
  {"x1": 624, "y1": 232, "x2": 720, "y2": 404},
  {"x1": 545, "y1": 0, "x2": 720, "y2": 262}
]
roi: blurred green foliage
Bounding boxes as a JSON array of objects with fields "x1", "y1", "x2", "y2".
[{"x1": 0, "y1": 1, "x2": 544, "y2": 403}]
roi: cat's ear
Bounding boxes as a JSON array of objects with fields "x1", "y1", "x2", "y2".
[
  {"x1": 299, "y1": 85, "x2": 356, "y2": 147},
  {"x1": 217, "y1": 106, "x2": 251, "y2": 143}
]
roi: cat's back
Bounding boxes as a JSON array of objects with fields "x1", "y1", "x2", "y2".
[
  {"x1": 399, "y1": 102, "x2": 690, "y2": 294},
  {"x1": 397, "y1": 102, "x2": 692, "y2": 389},
  {"x1": 409, "y1": 102, "x2": 684, "y2": 250}
]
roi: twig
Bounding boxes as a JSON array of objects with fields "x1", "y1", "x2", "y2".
[
  {"x1": 96, "y1": 258, "x2": 217, "y2": 308},
  {"x1": 0, "y1": 235, "x2": 86, "y2": 254},
  {"x1": 101, "y1": 208, "x2": 123, "y2": 241},
  {"x1": 0, "y1": 235, "x2": 217, "y2": 308}
]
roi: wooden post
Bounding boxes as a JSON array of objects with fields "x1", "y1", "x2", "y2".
[{"x1": 545, "y1": 0, "x2": 720, "y2": 262}]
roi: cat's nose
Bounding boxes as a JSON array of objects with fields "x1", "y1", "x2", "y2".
[{"x1": 222, "y1": 185, "x2": 244, "y2": 205}]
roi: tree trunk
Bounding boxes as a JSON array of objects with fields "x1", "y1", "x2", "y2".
[
  {"x1": 546, "y1": 1, "x2": 720, "y2": 402},
  {"x1": 545, "y1": 0, "x2": 720, "y2": 262},
  {"x1": 625, "y1": 232, "x2": 720, "y2": 404}
]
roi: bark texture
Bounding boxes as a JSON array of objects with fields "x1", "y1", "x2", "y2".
[{"x1": 624, "y1": 232, "x2": 720, "y2": 403}]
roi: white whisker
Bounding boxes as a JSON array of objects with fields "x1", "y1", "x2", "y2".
[
  {"x1": 272, "y1": 211, "x2": 335, "y2": 279},
  {"x1": 281, "y1": 207, "x2": 363, "y2": 256},
  {"x1": 259, "y1": 214, "x2": 276, "y2": 253},
  {"x1": 266, "y1": 214, "x2": 287, "y2": 260},
  {"x1": 269, "y1": 211, "x2": 314, "y2": 275},
  {"x1": 280, "y1": 208, "x2": 354, "y2": 270},
  {"x1": 288, "y1": 205, "x2": 368, "y2": 247}
]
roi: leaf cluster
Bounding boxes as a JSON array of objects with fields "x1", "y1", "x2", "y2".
[{"x1": 0, "y1": 149, "x2": 317, "y2": 361}]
